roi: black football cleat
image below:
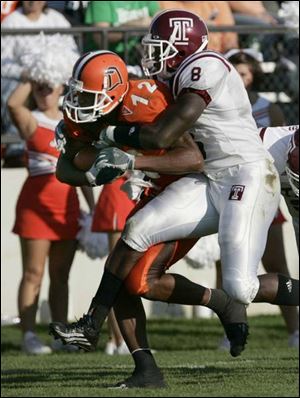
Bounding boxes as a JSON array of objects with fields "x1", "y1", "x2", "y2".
[
  {"x1": 111, "y1": 368, "x2": 166, "y2": 389},
  {"x1": 223, "y1": 322, "x2": 249, "y2": 357},
  {"x1": 217, "y1": 297, "x2": 249, "y2": 357},
  {"x1": 49, "y1": 314, "x2": 99, "y2": 351}
]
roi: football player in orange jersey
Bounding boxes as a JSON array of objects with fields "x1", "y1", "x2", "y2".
[{"x1": 50, "y1": 50, "x2": 249, "y2": 388}]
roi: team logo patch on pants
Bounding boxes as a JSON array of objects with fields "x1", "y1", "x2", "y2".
[{"x1": 229, "y1": 185, "x2": 245, "y2": 200}]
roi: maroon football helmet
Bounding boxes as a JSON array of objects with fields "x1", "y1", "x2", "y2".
[
  {"x1": 286, "y1": 128, "x2": 299, "y2": 197},
  {"x1": 141, "y1": 9, "x2": 209, "y2": 78}
]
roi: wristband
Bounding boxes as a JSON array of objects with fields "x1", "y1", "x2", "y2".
[{"x1": 113, "y1": 125, "x2": 142, "y2": 149}]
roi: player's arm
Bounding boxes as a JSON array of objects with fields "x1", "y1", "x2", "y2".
[
  {"x1": 103, "y1": 58, "x2": 227, "y2": 151},
  {"x1": 95, "y1": 131, "x2": 205, "y2": 176},
  {"x1": 56, "y1": 139, "x2": 92, "y2": 186},
  {"x1": 134, "y1": 131, "x2": 204, "y2": 174},
  {"x1": 104, "y1": 92, "x2": 206, "y2": 150}
]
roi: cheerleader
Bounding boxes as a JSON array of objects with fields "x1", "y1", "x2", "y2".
[{"x1": 7, "y1": 36, "x2": 94, "y2": 354}]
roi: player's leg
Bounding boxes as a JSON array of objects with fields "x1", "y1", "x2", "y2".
[
  {"x1": 214, "y1": 159, "x2": 298, "y2": 306},
  {"x1": 262, "y1": 222, "x2": 299, "y2": 346},
  {"x1": 124, "y1": 238, "x2": 248, "y2": 357},
  {"x1": 106, "y1": 231, "x2": 129, "y2": 355},
  {"x1": 113, "y1": 288, "x2": 166, "y2": 388},
  {"x1": 49, "y1": 174, "x2": 217, "y2": 347}
]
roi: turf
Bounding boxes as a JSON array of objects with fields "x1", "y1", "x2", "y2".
[{"x1": 1, "y1": 315, "x2": 299, "y2": 397}]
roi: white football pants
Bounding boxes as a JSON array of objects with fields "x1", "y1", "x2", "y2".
[{"x1": 122, "y1": 159, "x2": 281, "y2": 304}]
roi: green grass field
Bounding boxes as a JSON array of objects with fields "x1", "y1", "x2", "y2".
[{"x1": 1, "y1": 315, "x2": 299, "y2": 397}]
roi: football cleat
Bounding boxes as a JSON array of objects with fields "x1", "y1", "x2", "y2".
[
  {"x1": 111, "y1": 368, "x2": 166, "y2": 389},
  {"x1": 49, "y1": 314, "x2": 99, "y2": 351},
  {"x1": 223, "y1": 322, "x2": 249, "y2": 357},
  {"x1": 217, "y1": 297, "x2": 249, "y2": 357}
]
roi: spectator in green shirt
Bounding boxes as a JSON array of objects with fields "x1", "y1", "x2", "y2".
[{"x1": 84, "y1": 1, "x2": 160, "y2": 64}]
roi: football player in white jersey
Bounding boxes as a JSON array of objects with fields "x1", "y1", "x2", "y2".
[
  {"x1": 50, "y1": 10, "x2": 299, "y2": 388},
  {"x1": 80, "y1": 10, "x2": 296, "y2": 306},
  {"x1": 260, "y1": 125, "x2": 299, "y2": 246}
]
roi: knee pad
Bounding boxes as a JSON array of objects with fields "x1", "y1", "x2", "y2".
[{"x1": 223, "y1": 276, "x2": 259, "y2": 305}]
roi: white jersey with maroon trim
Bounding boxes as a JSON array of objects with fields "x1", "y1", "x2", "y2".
[
  {"x1": 260, "y1": 125, "x2": 299, "y2": 223},
  {"x1": 259, "y1": 125, "x2": 299, "y2": 176},
  {"x1": 170, "y1": 50, "x2": 272, "y2": 175}
]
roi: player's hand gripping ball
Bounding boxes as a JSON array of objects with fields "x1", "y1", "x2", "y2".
[{"x1": 73, "y1": 146, "x2": 125, "y2": 186}]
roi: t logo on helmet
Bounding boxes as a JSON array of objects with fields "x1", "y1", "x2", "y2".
[
  {"x1": 169, "y1": 18, "x2": 193, "y2": 45},
  {"x1": 104, "y1": 67, "x2": 123, "y2": 91}
]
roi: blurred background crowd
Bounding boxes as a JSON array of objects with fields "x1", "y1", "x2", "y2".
[{"x1": 1, "y1": 1, "x2": 299, "y2": 355}]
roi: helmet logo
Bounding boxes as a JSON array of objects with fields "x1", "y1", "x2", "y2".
[
  {"x1": 103, "y1": 67, "x2": 122, "y2": 91},
  {"x1": 169, "y1": 18, "x2": 193, "y2": 45}
]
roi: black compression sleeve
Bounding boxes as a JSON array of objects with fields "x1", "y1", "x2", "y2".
[{"x1": 113, "y1": 125, "x2": 142, "y2": 149}]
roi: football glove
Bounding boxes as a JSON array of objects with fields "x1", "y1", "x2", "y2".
[
  {"x1": 85, "y1": 155, "x2": 124, "y2": 187},
  {"x1": 95, "y1": 147, "x2": 135, "y2": 172}
]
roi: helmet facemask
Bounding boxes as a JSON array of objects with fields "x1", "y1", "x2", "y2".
[
  {"x1": 141, "y1": 34, "x2": 179, "y2": 79},
  {"x1": 64, "y1": 78, "x2": 119, "y2": 123},
  {"x1": 141, "y1": 21, "x2": 208, "y2": 79}
]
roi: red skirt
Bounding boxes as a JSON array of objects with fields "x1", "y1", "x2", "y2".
[
  {"x1": 92, "y1": 177, "x2": 136, "y2": 232},
  {"x1": 13, "y1": 174, "x2": 80, "y2": 240}
]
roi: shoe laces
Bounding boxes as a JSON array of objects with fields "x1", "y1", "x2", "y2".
[{"x1": 69, "y1": 314, "x2": 92, "y2": 329}]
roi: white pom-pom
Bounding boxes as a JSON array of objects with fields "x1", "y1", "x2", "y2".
[
  {"x1": 20, "y1": 32, "x2": 78, "y2": 87},
  {"x1": 76, "y1": 211, "x2": 109, "y2": 260},
  {"x1": 278, "y1": 1, "x2": 299, "y2": 32},
  {"x1": 185, "y1": 234, "x2": 220, "y2": 269}
]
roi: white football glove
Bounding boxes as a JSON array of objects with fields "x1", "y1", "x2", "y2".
[
  {"x1": 95, "y1": 147, "x2": 135, "y2": 171},
  {"x1": 85, "y1": 147, "x2": 135, "y2": 186}
]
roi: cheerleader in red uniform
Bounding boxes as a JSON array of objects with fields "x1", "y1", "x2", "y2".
[{"x1": 7, "y1": 38, "x2": 94, "y2": 354}]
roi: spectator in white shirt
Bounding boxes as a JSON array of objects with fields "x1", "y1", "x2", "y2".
[{"x1": 1, "y1": 0, "x2": 78, "y2": 166}]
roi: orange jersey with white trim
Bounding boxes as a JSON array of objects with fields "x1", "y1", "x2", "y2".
[
  {"x1": 64, "y1": 79, "x2": 172, "y2": 141},
  {"x1": 118, "y1": 79, "x2": 172, "y2": 124},
  {"x1": 66, "y1": 79, "x2": 178, "y2": 191},
  {"x1": 118, "y1": 79, "x2": 179, "y2": 192}
]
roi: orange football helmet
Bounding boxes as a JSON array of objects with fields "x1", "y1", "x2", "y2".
[{"x1": 64, "y1": 50, "x2": 129, "y2": 123}]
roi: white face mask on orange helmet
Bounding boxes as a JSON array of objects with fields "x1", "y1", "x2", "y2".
[{"x1": 64, "y1": 50, "x2": 129, "y2": 123}]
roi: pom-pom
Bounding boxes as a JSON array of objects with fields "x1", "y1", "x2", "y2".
[
  {"x1": 20, "y1": 32, "x2": 78, "y2": 87},
  {"x1": 76, "y1": 210, "x2": 109, "y2": 259},
  {"x1": 185, "y1": 234, "x2": 220, "y2": 269}
]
